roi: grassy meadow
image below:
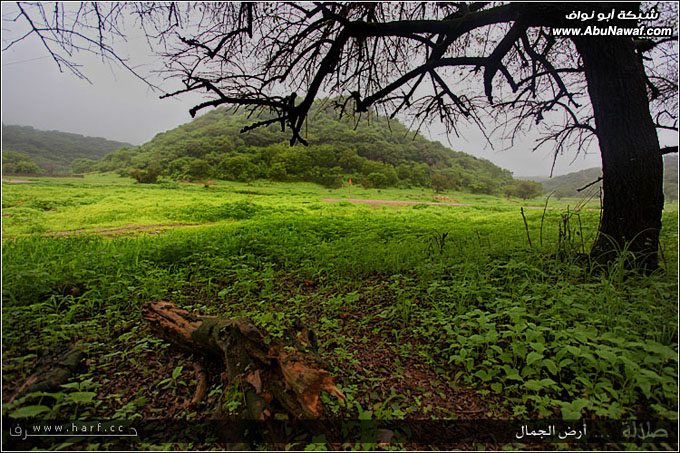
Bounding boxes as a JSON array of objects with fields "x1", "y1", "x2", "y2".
[{"x1": 2, "y1": 174, "x2": 678, "y2": 450}]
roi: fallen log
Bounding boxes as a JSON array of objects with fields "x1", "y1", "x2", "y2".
[
  {"x1": 9, "y1": 346, "x2": 85, "y2": 403},
  {"x1": 142, "y1": 301, "x2": 344, "y2": 420}
]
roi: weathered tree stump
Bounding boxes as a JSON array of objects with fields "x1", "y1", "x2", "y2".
[{"x1": 142, "y1": 301, "x2": 344, "y2": 420}]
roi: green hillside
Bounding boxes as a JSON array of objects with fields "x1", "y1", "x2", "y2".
[
  {"x1": 1, "y1": 124, "x2": 132, "y2": 173},
  {"x1": 531, "y1": 154, "x2": 678, "y2": 202},
  {"x1": 93, "y1": 101, "x2": 517, "y2": 194}
]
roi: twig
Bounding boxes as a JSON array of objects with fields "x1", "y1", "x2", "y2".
[
  {"x1": 658, "y1": 242, "x2": 667, "y2": 270},
  {"x1": 577, "y1": 176, "x2": 602, "y2": 193},
  {"x1": 539, "y1": 191, "x2": 554, "y2": 247},
  {"x1": 577, "y1": 212, "x2": 585, "y2": 254},
  {"x1": 454, "y1": 406, "x2": 486, "y2": 414},
  {"x1": 521, "y1": 207, "x2": 532, "y2": 248}
]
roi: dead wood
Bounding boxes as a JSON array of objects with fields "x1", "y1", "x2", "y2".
[
  {"x1": 186, "y1": 361, "x2": 208, "y2": 409},
  {"x1": 142, "y1": 301, "x2": 344, "y2": 420},
  {"x1": 9, "y1": 346, "x2": 85, "y2": 403}
]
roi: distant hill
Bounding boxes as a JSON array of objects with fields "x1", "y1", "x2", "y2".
[
  {"x1": 662, "y1": 154, "x2": 678, "y2": 202},
  {"x1": 94, "y1": 100, "x2": 517, "y2": 193},
  {"x1": 1, "y1": 124, "x2": 132, "y2": 173},
  {"x1": 525, "y1": 154, "x2": 678, "y2": 201}
]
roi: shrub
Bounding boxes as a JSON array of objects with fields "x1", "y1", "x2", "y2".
[
  {"x1": 431, "y1": 172, "x2": 455, "y2": 192},
  {"x1": 512, "y1": 180, "x2": 543, "y2": 199},
  {"x1": 365, "y1": 172, "x2": 388, "y2": 188},
  {"x1": 130, "y1": 165, "x2": 162, "y2": 184},
  {"x1": 2, "y1": 151, "x2": 43, "y2": 174}
]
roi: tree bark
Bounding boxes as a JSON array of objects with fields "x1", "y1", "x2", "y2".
[
  {"x1": 142, "y1": 301, "x2": 344, "y2": 420},
  {"x1": 9, "y1": 346, "x2": 85, "y2": 403},
  {"x1": 572, "y1": 35, "x2": 664, "y2": 270}
]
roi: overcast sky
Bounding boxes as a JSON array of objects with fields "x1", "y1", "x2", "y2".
[{"x1": 1, "y1": 3, "x2": 676, "y2": 177}]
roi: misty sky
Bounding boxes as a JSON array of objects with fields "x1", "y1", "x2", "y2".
[{"x1": 1, "y1": 3, "x2": 676, "y2": 177}]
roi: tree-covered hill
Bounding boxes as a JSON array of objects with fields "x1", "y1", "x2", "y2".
[
  {"x1": 1, "y1": 124, "x2": 132, "y2": 173},
  {"x1": 529, "y1": 154, "x2": 678, "y2": 202},
  {"x1": 93, "y1": 101, "x2": 517, "y2": 194}
]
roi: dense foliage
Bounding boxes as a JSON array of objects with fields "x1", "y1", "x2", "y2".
[
  {"x1": 2, "y1": 176, "x2": 677, "y2": 450},
  {"x1": 1, "y1": 124, "x2": 131, "y2": 173},
  {"x1": 505, "y1": 181, "x2": 544, "y2": 200},
  {"x1": 532, "y1": 155, "x2": 679, "y2": 202},
  {"x1": 2, "y1": 150, "x2": 44, "y2": 174},
  {"x1": 92, "y1": 102, "x2": 516, "y2": 194}
]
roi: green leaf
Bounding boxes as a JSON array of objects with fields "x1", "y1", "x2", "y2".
[
  {"x1": 69, "y1": 392, "x2": 97, "y2": 404},
  {"x1": 542, "y1": 358, "x2": 558, "y2": 375},
  {"x1": 529, "y1": 341, "x2": 546, "y2": 354},
  {"x1": 636, "y1": 377, "x2": 652, "y2": 398},
  {"x1": 555, "y1": 348, "x2": 567, "y2": 362},
  {"x1": 499, "y1": 352, "x2": 513, "y2": 363},
  {"x1": 484, "y1": 331, "x2": 499, "y2": 342},
  {"x1": 526, "y1": 351, "x2": 543, "y2": 366},
  {"x1": 559, "y1": 358, "x2": 574, "y2": 368},
  {"x1": 525, "y1": 379, "x2": 544, "y2": 391},
  {"x1": 561, "y1": 406, "x2": 581, "y2": 420},
  {"x1": 642, "y1": 342, "x2": 677, "y2": 360},
  {"x1": 490, "y1": 345, "x2": 503, "y2": 355},
  {"x1": 10, "y1": 405, "x2": 50, "y2": 418},
  {"x1": 539, "y1": 378, "x2": 556, "y2": 387},
  {"x1": 504, "y1": 368, "x2": 523, "y2": 382},
  {"x1": 595, "y1": 348, "x2": 617, "y2": 364},
  {"x1": 474, "y1": 369, "x2": 490, "y2": 382},
  {"x1": 580, "y1": 352, "x2": 598, "y2": 366},
  {"x1": 565, "y1": 345, "x2": 581, "y2": 356},
  {"x1": 468, "y1": 334, "x2": 484, "y2": 344},
  {"x1": 560, "y1": 398, "x2": 590, "y2": 420},
  {"x1": 172, "y1": 365, "x2": 183, "y2": 380}
]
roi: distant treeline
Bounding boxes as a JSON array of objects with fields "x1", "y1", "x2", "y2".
[
  {"x1": 533, "y1": 154, "x2": 678, "y2": 202},
  {"x1": 1, "y1": 124, "x2": 132, "y2": 173},
  {"x1": 74, "y1": 101, "x2": 539, "y2": 196}
]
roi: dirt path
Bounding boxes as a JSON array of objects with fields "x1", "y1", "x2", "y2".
[
  {"x1": 2, "y1": 223, "x2": 212, "y2": 240},
  {"x1": 323, "y1": 198, "x2": 602, "y2": 211},
  {"x1": 2, "y1": 178, "x2": 38, "y2": 183},
  {"x1": 323, "y1": 198, "x2": 473, "y2": 206},
  {"x1": 44, "y1": 223, "x2": 209, "y2": 238}
]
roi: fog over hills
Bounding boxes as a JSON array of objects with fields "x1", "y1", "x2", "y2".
[
  {"x1": 2, "y1": 124, "x2": 132, "y2": 173},
  {"x1": 520, "y1": 154, "x2": 678, "y2": 201}
]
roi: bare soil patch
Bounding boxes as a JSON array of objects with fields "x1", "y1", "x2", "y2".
[
  {"x1": 2, "y1": 178, "x2": 38, "y2": 183},
  {"x1": 324, "y1": 197, "x2": 601, "y2": 212},
  {"x1": 522, "y1": 205, "x2": 601, "y2": 211},
  {"x1": 46, "y1": 223, "x2": 208, "y2": 238},
  {"x1": 433, "y1": 195, "x2": 461, "y2": 203},
  {"x1": 179, "y1": 179, "x2": 215, "y2": 186},
  {"x1": 323, "y1": 198, "x2": 473, "y2": 207}
]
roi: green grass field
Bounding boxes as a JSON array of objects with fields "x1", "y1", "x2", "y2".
[
  {"x1": 2, "y1": 173, "x2": 610, "y2": 237},
  {"x1": 2, "y1": 175, "x2": 678, "y2": 450}
]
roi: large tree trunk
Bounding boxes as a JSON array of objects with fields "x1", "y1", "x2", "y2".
[{"x1": 572, "y1": 35, "x2": 664, "y2": 270}]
